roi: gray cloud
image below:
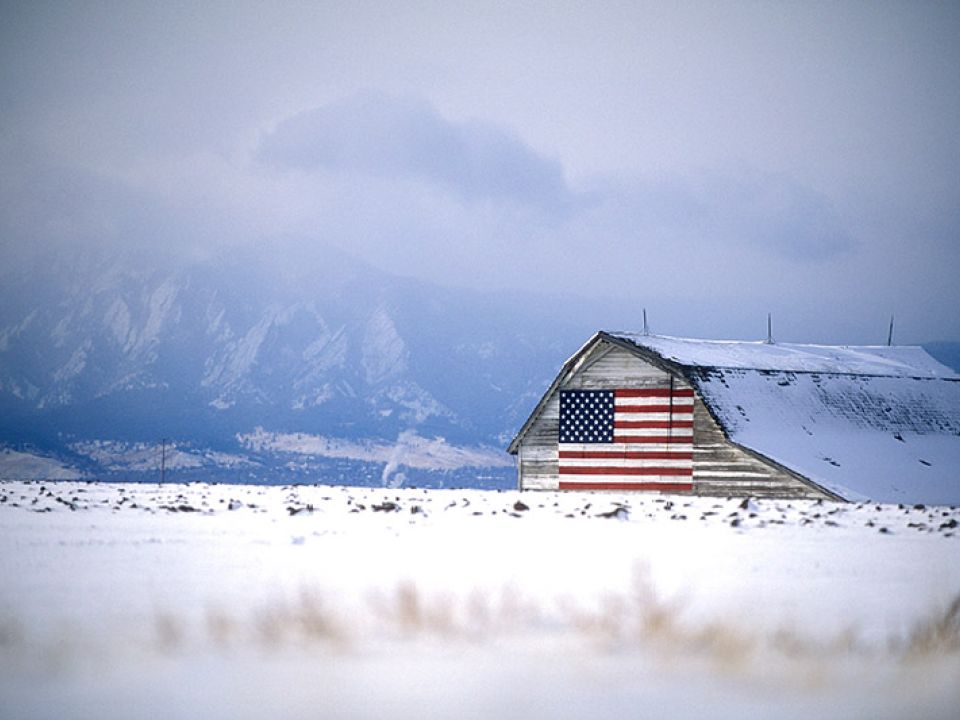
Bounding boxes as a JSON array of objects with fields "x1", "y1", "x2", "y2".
[
  {"x1": 257, "y1": 93, "x2": 578, "y2": 214},
  {"x1": 0, "y1": 2, "x2": 958, "y2": 343},
  {"x1": 697, "y1": 172, "x2": 856, "y2": 262}
]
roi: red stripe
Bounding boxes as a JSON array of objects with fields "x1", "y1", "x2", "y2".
[
  {"x1": 615, "y1": 389, "x2": 695, "y2": 398},
  {"x1": 614, "y1": 436, "x2": 693, "y2": 444},
  {"x1": 560, "y1": 466, "x2": 693, "y2": 476},
  {"x1": 559, "y1": 481, "x2": 693, "y2": 492},
  {"x1": 616, "y1": 404, "x2": 693, "y2": 413},
  {"x1": 559, "y1": 450, "x2": 693, "y2": 460},
  {"x1": 614, "y1": 420, "x2": 693, "y2": 429}
]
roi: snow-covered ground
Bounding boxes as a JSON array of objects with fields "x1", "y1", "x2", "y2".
[
  {"x1": 0, "y1": 449, "x2": 83, "y2": 480},
  {"x1": 1, "y1": 481, "x2": 959, "y2": 719}
]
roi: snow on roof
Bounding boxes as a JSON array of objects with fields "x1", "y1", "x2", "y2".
[
  {"x1": 607, "y1": 333, "x2": 957, "y2": 379},
  {"x1": 692, "y1": 369, "x2": 960, "y2": 505},
  {"x1": 605, "y1": 333, "x2": 960, "y2": 503}
]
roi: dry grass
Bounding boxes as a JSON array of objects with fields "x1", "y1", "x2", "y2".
[
  {"x1": 208, "y1": 589, "x2": 347, "y2": 651},
  {"x1": 557, "y1": 567, "x2": 758, "y2": 669},
  {"x1": 366, "y1": 581, "x2": 543, "y2": 641},
  {"x1": 154, "y1": 612, "x2": 185, "y2": 654},
  {"x1": 4, "y1": 584, "x2": 960, "y2": 676},
  {"x1": 901, "y1": 594, "x2": 960, "y2": 658}
]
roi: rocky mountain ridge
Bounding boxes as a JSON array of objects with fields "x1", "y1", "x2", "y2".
[{"x1": 0, "y1": 247, "x2": 586, "y2": 485}]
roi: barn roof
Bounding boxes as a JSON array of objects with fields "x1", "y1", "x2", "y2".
[
  {"x1": 608, "y1": 332, "x2": 956, "y2": 378},
  {"x1": 510, "y1": 332, "x2": 960, "y2": 504}
]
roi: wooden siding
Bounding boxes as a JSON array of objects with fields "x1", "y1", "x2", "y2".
[
  {"x1": 517, "y1": 339, "x2": 833, "y2": 499},
  {"x1": 518, "y1": 394, "x2": 560, "y2": 489},
  {"x1": 690, "y1": 397, "x2": 827, "y2": 499},
  {"x1": 562, "y1": 344, "x2": 671, "y2": 388},
  {"x1": 518, "y1": 342, "x2": 682, "y2": 491}
]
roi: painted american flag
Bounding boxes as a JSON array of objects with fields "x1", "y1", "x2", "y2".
[{"x1": 558, "y1": 387, "x2": 694, "y2": 491}]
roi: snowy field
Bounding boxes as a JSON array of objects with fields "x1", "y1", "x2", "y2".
[{"x1": 1, "y1": 481, "x2": 959, "y2": 719}]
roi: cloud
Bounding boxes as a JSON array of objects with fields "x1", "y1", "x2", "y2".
[
  {"x1": 699, "y1": 172, "x2": 856, "y2": 262},
  {"x1": 566, "y1": 170, "x2": 856, "y2": 267},
  {"x1": 238, "y1": 427, "x2": 512, "y2": 488},
  {"x1": 256, "y1": 92, "x2": 578, "y2": 214}
]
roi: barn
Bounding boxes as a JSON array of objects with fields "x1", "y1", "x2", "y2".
[{"x1": 508, "y1": 332, "x2": 960, "y2": 504}]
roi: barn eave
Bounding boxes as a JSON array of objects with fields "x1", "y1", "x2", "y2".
[{"x1": 507, "y1": 332, "x2": 604, "y2": 455}]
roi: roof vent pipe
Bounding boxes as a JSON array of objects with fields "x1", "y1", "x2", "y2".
[{"x1": 765, "y1": 313, "x2": 774, "y2": 344}]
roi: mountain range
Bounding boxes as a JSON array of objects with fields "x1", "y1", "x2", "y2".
[
  {"x1": 2, "y1": 246, "x2": 958, "y2": 488},
  {"x1": 0, "y1": 246, "x2": 598, "y2": 486}
]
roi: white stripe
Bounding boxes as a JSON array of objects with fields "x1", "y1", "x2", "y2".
[
  {"x1": 560, "y1": 458, "x2": 693, "y2": 469},
  {"x1": 613, "y1": 412, "x2": 694, "y2": 422},
  {"x1": 560, "y1": 442, "x2": 693, "y2": 453},
  {"x1": 614, "y1": 397, "x2": 694, "y2": 408},
  {"x1": 612, "y1": 439, "x2": 693, "y2": 447},
  {"x1": 613, "y1": 427, "x2": 692, "y2": 438}
]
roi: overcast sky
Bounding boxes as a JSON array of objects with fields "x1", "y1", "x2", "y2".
[{"x1": 1, "y1": 1, "x2": 958, "y2": 343}]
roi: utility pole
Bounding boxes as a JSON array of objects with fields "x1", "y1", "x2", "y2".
[
  {"x1": 160, "y1": 438, "x2": 167, "y2": 485},
  {"x1": 887, "y1": 315, "x2": 895, "y2": 346}
]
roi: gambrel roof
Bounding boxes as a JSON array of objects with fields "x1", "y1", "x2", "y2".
[{"x1": 510, "y1": 332, "x2": 960, "y2": 504}]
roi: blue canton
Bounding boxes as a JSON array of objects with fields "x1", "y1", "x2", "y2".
[{"x1": 559, "y1": 390, "x2": 614, "y2": 443}]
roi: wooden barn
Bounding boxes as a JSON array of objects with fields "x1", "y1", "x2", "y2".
[{"x1": 508, "y1": 332, "x2": 960, "y2": 504}]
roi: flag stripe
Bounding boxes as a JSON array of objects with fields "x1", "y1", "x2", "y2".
[
  {"x1": 614, "y1": 427, "x2": 692, "y2": 437},
  {"x1": 560, "y1": 481, "x2": 694, "y2": 491},
  {"x1": 614, "y1": 420, "x2": 693, "y2": 429},
  {"x1": 559, "y1": 450, "x2": 693, "y2": 460},
  {"x1": 616, "y1": 397, "x2": 694, "y2": 406},
  {"x1": 614, "y1": 412, "x2": 692, "y2": 422},
  {"x1": 560, "y1": 466, "x2": 693, "y2": 476},
  {"x1": 614, "y1": 435, "x2": 693, "y2": 444},
  {"x1": 561, "y1": 442, "x2": 695, "y2": 453},
  {"x1": 616, "y1": 404, "x2": 692, "y2": 413},
  {"x1": 615, "y1": 389, "x2": 695, "y2": 398},
  {"x1": 561, "y1": 459, "x2": 693, "y2": 469}
]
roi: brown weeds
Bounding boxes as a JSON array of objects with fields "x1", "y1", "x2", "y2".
[
  {"x1": 17, "y1": 583, "x2": 960, "y2": 672},
  {"x1": 902, "y1": 594, "x2": 960, "y2": 658},
  {"x1": 154, "y1": 612, "x2": 184, "y2": 654},
  {"x1": 249, "y1": 590, "x2": 345, "y2": 649}
]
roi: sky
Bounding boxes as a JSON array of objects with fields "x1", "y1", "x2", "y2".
[{"x1": 1, "y1": 1, "x2": 958, "y2": 344}]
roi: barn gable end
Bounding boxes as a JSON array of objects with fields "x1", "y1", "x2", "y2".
[
  {"x1": 513, "y1": 337, "x2": 678, "y2": 490},
  {"x1": 510, "y1": 334, "x2": 831, "y2": 498}
]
